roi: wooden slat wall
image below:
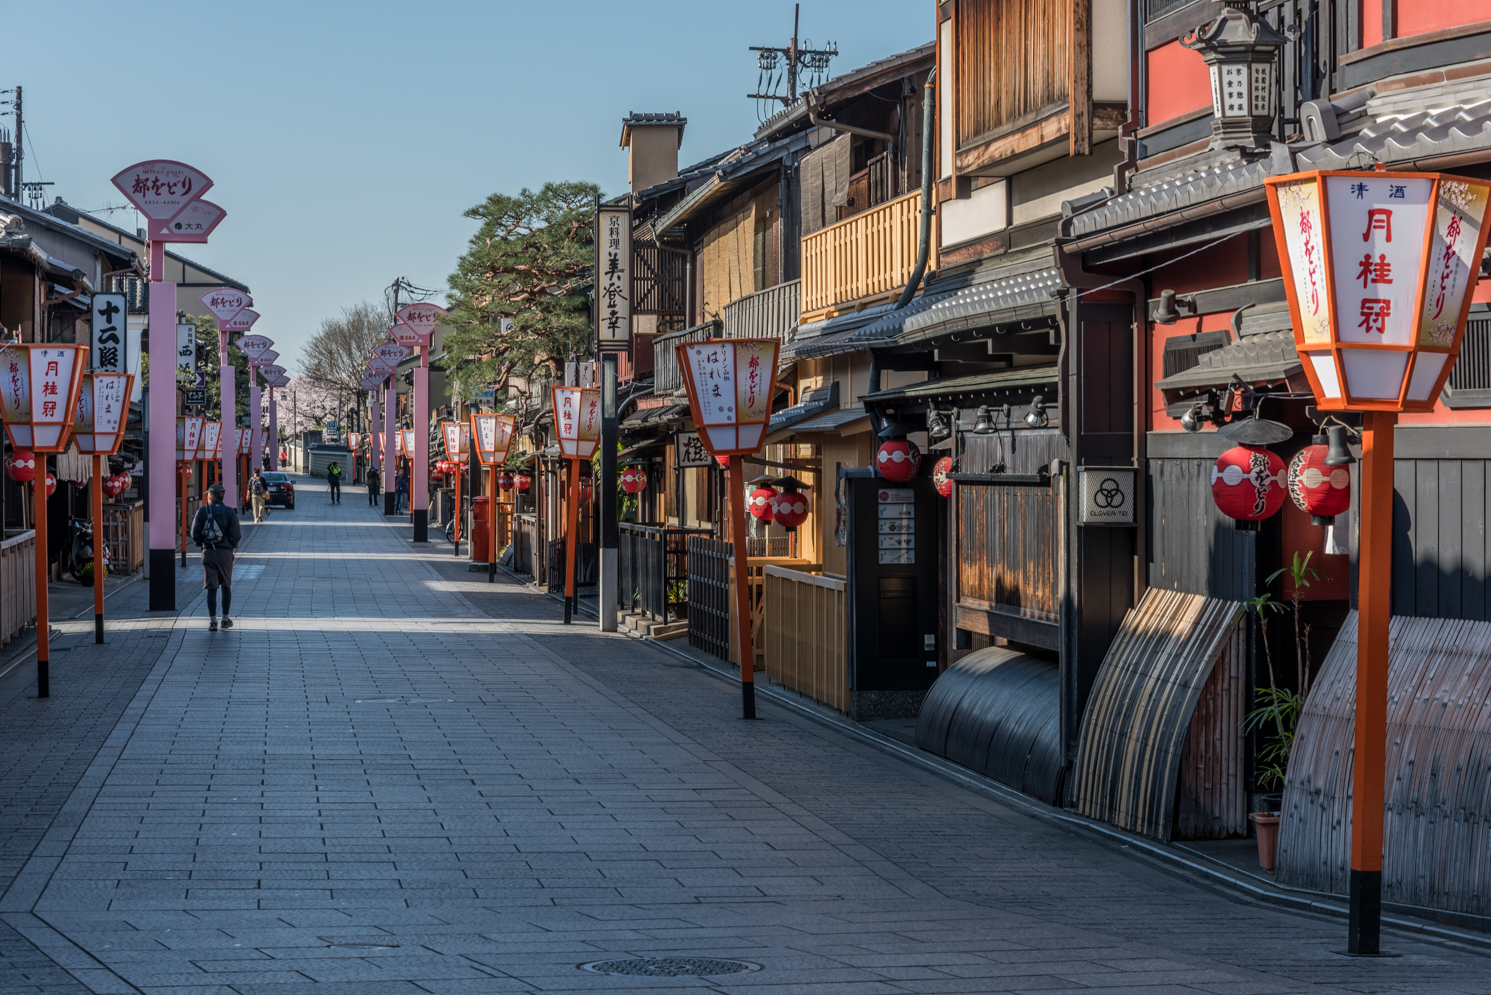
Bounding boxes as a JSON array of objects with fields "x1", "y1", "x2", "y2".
[
  {"x1": 1174, "y1": 622, "x2": 1248, "y2": 839},
  {"x1": 956, "y1": 0, "x2": 1072, "y2": 148},
  {"x1": 800, "y1": 190, "x2": 934, "y2": 317},
  {"x1": 1278, "y1": 612, "x2": 1491, "y2": 915},
  {"x1": 1072, "y1": 588, "x2": 1247, "y2": 840},
  {"x1": 0, "y1": 530, "x2": 36, "y2": 648},
  {"x1": 1148, "y1": 458, "x2": 1257, "y2": 603},
  {"x1": 1392, "y1": 458, "x2": 1491, "y2": 621},
  {"x1": 721, "y1": 280, "x2": 801, "y2": 341},
  {"x1": 764, "y1": 566, "x2": 849, "y2": 713}
]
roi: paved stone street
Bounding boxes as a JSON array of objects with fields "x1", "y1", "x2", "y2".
[{"x1": 0, "y1": 474, "x2": 1486, "y2": 994}]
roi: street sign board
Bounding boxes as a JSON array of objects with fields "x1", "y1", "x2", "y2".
[
  {"x1": 1078, "y1": 467, "x2": 1136, "y2": 525},
  {"x1": 90, "y1": 293, "x2": 127, "y2": 374},
  {"x1": 111, "y1": 160, "x2": 212, "y2": 221},
  {"x1": 676, "y1": 431, "x2": 712, "y2": 467},
  {"x1": 176, "y1": 322, "x2": 196, "y2": 380},
  {"x1": 184, "y1": 387, "x2": 207, "y2": 407},
  {"x1": 237, "y1": 335, "x2": 273, "y2": 361},
  {"x1": 155, "y1": 198, "x2": 225, "y2": 243},
  {"x1": 595, "y1": 203, "x2": 632, "y2": 352},
  {"x1": 199, "y1": 287, "x2": 248, "y2": 324},
  {"x1": 258, "y1": 364, "x2": 286, "y2": 381},
  {"x1": 255, "y1": 349, "x2": 279, "y2": 367},
  {"x1": 224, "y1": 308, "x2": 259, "y2": 336},
  {"x1": 390, "y1": 323, "x2": 423, "y2": 348},
  {"x1": 373, "y1": 343, "x2": 409, "y2": 366},
  {"x1": 396, "y1": 302, "x2": 447, "y2": 343}
]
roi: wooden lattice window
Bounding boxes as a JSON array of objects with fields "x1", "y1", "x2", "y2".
[
  {"x1": 956, "y1": 0, "x2": 1072, "y2": 148},
  {"x1": 1443, "y1": 318, "x2": 1491, "y2": 408}
]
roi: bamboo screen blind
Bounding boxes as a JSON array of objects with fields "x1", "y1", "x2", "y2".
[{"x1": 956, "y1": 0, "x2": 1072, "y2": 147}]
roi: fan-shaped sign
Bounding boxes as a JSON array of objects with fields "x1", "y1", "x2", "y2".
[
  {"x1": 112, "y1": 160, "x2": 213, "y2": 220},
  {"x1": 270, "y1": 376, "x2": 290, "y2": 388},
  {"x1": 255, "y1": 350, "x2": 279, "y2": 367},
  {"x1": 199, "y1": 287, "x2": 248, "y2": 324},
  {"x1": 224, "y1": 309, "x2": 259, "y2": 335},
  {"x1": 390, "y1": 323, "x2": 423, "y2": 348},
  {"x1": 258, "y1": 364, "x2": 286, "y2": 382},
  {"x1": 396, "y1": 303, "x2": 447, "y2": 339},
  {"x1": 156, "y1": 199, "x2": 225, "y2": 243},
  {"x1": 373, "y1": 343, "x2": 409, "y2": 365},
  {"x1": 237, "y1": 335, "x2": 273, "y2": 361}
]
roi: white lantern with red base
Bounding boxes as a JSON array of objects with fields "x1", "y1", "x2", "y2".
[
  {"x1": 0, "y1": 342, "x2": 88, "y2": 699},
  {"x1": 471, "y1": 410, "x2": 519, "y2": 579},
  {"x1": 1264, "y1": 166, "x2": 1491, "y2": 954},
  {"x1": 675, "y1": 337, "x2": 782, "y2": 720},
  {"x1": 552, "y1": 386, "x2": 602, "y2": 623},
  {"x1": 73, "y1": 372, "x2": 134, "y2": 642}
]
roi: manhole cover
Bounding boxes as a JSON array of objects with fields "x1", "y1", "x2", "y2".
[{"x1": 581, "y1": 958, "x2": 760, "y2": 977}]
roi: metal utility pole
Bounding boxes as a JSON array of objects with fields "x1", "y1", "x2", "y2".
[
  {"x1": 385, "y1": 279, "x2": 401, "y2": 516},
  {"x1": 12, "y1": 85, "x2": 20, "y2": 196},
  {"x1": 747, "y1": 5, "x2": 837, "y2": 106}
]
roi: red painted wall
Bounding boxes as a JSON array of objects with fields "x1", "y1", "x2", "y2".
[
  {"x1": 1145, "y1": 40, "x2": 1211, "y2": 127},
  {"x1": 1365, "y1": 1, "x2": 1491, "y2": 47}
]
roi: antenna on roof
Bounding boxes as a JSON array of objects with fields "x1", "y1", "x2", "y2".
[{"x1": 747, "y1": 4, "x2": 837, "y2": 122}]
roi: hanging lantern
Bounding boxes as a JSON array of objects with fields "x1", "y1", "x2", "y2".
[
  {"x1": 1211, "y1": 445, "x2": 1286, "y2": 521},
  {"x1": 877, "y1": 438, "x2": 921, "y2": 483},
  {"x1": 497, "y1": 471, "x2": 514, "y2": 491},
  {"x1": 620, "y1": 466, "x2": 647, "y2": 494},
  {"x1": 5, "y1": 451, "x2": 36, "y2": 483},
  {"x1": 515, "y1": 472, "x2": 532, "y2": 492},
  {"x1": 178, "y1": 461, "x2": 194, "y2": 478},
  {"x1": 770, "y1": 480, "x2": 810, "y2": 530},
  {"x1": 933, "y1": 456, "x2": 955, "y2": 498},
  {"x1": 45, "y1": 471, "x2": 56, "y2": 498},
  {"x1": 1288, "y1": 439, "x2": 1352, "y2": 526},
  {"x1": 715, "y1": 454, "x2": 730, "y2": 469},
  {"x1": 103, "y1": 474, "x2": 127, "y2": 498},
  {"x1": 750, "y1": 484, "x2": 778, "y2": 521}
]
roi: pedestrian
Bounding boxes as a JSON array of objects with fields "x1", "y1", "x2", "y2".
[
  {"x1": 278, "y1": 447, "x2": 287, "y2": 468},
  {"x1": 249, "y1": 468, "x2": 269, "y2": 523},
  {"x1": 327, "y1": 461, "x2": 343, "y2": 504},
  {"x1": 367, "y1": 465, "x2": 381, "y2": 506},
  {"x1": 191, "y1": 482, "x2": 241, "y2": 631},
  {"x1": 395, "y1": 469, "x2": 409, "y2": 514}
]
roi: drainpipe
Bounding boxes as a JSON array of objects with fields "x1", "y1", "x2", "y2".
[
  {"x1": 805, "y1": 88, "x2": 896, "y2": 145},
  {"x1": 1112, "y1": 0, "x2": 1142, "y2": 195},
  {"x1": 894, "y1": 67, "x2": 937, "y2": 311}
]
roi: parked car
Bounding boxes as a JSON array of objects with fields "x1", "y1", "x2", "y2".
[{"x1": 261, "y1": 471, "x2": 295, "y2": 509}]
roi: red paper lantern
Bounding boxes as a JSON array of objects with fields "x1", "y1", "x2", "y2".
[
  {"x1": 103, "y1": 474, "x2": 127, "y2": 498},
  {"x1": 1287, "y1": 442, "x2": 1352, "y2": 525},
  {"x1": 45, "y1": 471, "x2": 56, "y2": 498},
  {"x1": 1211, "y1": 445, "x2": 1286, "y2": 522},
  {"x1": 771, "y1": 484, "x2": 810, "y2": 530},
  {"x1": 497, "y1": 471, "x2": 514, "y2": 491},
  {"x1": 933, "y1": 456, "x2": 955, "y2": 498},
  {"x1": 515, "y1": 472, "x2": 532, "y2": 492},
  {"x1": 5, "y1": 451, "x2": 36, "y2": 483},
  {"x1": 620, "y1": 466, "x2": 647, "y2": 494},
  {"x1": 715, "y1": 454, "x2": 730, "y2": 469},
  {"x1": 177, "y1": 461, "x2": 194, "y2": 478},
  {"x1": 877, "y1": 438, "x2": 921, "y2": 483},
  {"x1": 750, "y1": 485, "x2": 778, "y2": 522}
]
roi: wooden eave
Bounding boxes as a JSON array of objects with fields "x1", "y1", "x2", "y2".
[{"x1": 956, "y1": 105, "x2": 1072, "y2": 177}]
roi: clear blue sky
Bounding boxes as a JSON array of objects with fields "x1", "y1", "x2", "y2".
[{"x1": 7, "y1": 0, "x2": 927, "y2": 373}]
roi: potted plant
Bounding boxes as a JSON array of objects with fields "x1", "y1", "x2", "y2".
[{"x1": 1243, "y1": 552, "x2": 1325, "y2": 873}]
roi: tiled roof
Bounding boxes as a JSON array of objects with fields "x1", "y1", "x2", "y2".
[
  {"x1": 1155, "y1": 330, "x2": 1301, "y2": 391},
  {"x1": 783, "y1": 291, "x2": 955, "y2": 361},
  {"x1": 898, "y1": 269, "x2": 1062, "y2": 344}
]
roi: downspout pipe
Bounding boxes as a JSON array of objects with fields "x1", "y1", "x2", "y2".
[
  {"x1": 895, "y1": 66, "x2": 937, "y2": 311},
  {"x1": 805, "y1": 88, "x2": 896, "y2": 146}
]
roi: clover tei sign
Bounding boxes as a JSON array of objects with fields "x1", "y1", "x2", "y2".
[
  {"x1": 200, "y1": 287, "x2": 248, "y2": 325},
  {"x1": 1078, "y1": 467, "x2": 1136, "y2": 526},
  {"x1": 675, "y1": 338, "x2": 780, "y2": 457},
  {"x1": 112, "y1": 160, "x2": 212, "y2": 221},
  {"x1": 551, "y1": 386, "x2": 601, "y2": 460},
  {"x1": 1266, "y1": 169, "x2": 1491, "y2": 412}
]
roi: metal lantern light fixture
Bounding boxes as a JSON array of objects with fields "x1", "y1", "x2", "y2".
[
  {"x1": 1182, "y1": 1, "x2": 1286, "y2": 152},
  {"x1": 552, "y1": 386, "x2": 602, "y2": 623},
  {"x1": 73, "y1": 372, "x2": 134, "y2": 644},
  {"x1": 972, "y1": 405, "x2": 995, "y2": 434},
  {"x1": 1024, "y1": 395, "x2": 1049, "y2": 428}
]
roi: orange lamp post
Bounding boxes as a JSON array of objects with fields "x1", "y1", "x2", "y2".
[
  {"x1": 175, "y1": 416, "x2": 204, "y2": 568},
  {"x1": 347, "y1": 432, "x2": 362, "y2": 486},
  {"x1": 440, "y1": 421, "x2": 470, "y2": 554},
  {"x1": 471, "y1": 412, "x2": 517, "y2": 583},
  {"x1": 0, "y1": 342, "x2": 89, "y2": 698},
  {"x1": 1266, "y1": 167, "x2": 1491, "y2": 954},
  {"x1": 674, "y1": 337, "x2": 781, "y2": 720},
  {"x1": 551, "y1": 386, "x2": 601, "y2": 625},
  {"x1": 73, "y1": 372, "x2": 133, "y2": 644}
]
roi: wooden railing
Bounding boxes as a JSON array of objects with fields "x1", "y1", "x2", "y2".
[
  {"x1": 800, "y1": 190, "x2": 934, "y2": 318},
  {"x1": 652, "y1": 321, "x2": 722, "y2": 394},
  {"x1": 722, "y1": 280, "x2": 801, "y2": 341},
  {"x1": 764, "y1": 565, "x2": 848, "y2": 713},
  {"x1": 102, "y1": 501, "x2": 145, "y2": 575},
  {"x1": 1, "y1": 530, "x2": 36, "y2": 648}
]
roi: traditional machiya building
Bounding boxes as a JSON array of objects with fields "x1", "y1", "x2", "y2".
[{"x1": 1027, "y1": 0, "x2": 1491, "y2": 921}]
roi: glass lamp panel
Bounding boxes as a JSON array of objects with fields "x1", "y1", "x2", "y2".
[
  {"x1": 1405, "y1": 352, "x2": 1450, "y2": 401},
  {"x1": 1418, "y1": 178, "x2": 1491, "y2": 348},
  {"x1": 737, "y1": 424, "x2": 764, "y2": 451},
  {"x1": 1208, "y1": 64, "x2": 1224, "y2": 118},
  {"x1": 1273, "y1": 178, "x2": 1334, "y2": 345},
  {"x1": 733, "y1": 340, "x2": 778, "y2": 425},
  {"x1": 1341, "y1": 349, "x2": 1409, "y2": 400},
  {"x1": 1218, "y1": 62, "x2": 1248, "y2": 118},
  {"x1": 1326, "y1": 175, "x2": 1432, "y2": 347},
  {"x1": 1250, "y1": 63, "x2": 1273, "y2": 117},
  {"x1": 704, "y1": 426, "x2": 737, "y2": 453}
]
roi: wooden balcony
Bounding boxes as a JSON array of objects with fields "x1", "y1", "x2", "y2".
[{"x1": 800, "y1": 190, "x2": 935, "y2": 320}]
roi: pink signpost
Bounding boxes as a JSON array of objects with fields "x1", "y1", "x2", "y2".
[
  {"x1": 238, "y1": 334, "x2": 274, "y2": 473},
  {"x1": 113, "y1": 160, "x2": 221, "y2": 611},
  {"x1": 372, "y1": 341, "x2": 409, "y2": 516},
  {"x1": 394, "y1": 303, "x2": 446, "y2": 541},
  {"x1": 199, "y1": 291, "x2": 249, "y2": 514}
]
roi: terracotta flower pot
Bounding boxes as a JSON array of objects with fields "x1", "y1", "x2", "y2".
[{"x1": 1250, "y1": 812, "x2": 1281, "y2": 873}]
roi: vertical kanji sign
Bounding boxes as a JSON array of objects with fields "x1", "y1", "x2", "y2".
[
  {"x1": 595, "y1": 203, "x2": 632, "y2": 351},
  {"x1": 90, "y1": 293, "x2": 128, "y2": 374}
]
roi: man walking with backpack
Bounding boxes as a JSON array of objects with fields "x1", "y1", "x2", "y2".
[
  {"x1": 367, "y1": 465, "x2": 381, "y2": 506},
  {"x1": 328, "y1": 461, "x2": 343, "y2": 504},
  {"x1": 191, "y1": 483, "x2": 242, "y2": 631},
  {"x1": 249, "y1": 469, "x2": 269, "y2": 523}
]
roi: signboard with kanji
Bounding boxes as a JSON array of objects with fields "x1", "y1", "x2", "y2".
[
  {"x1": 390, "y1": 323, "x2": 423, "y2": 348},
  {"x1": 441, "y1": 421, "x2": 471, "y2": 463},
  {"x1": 224, "y1": 308, "x2": 260, "y2": 336},
  {"x1": 676, "y1": 338, "x2": 780, "y2": 456},
  {"x1": 471, "y1": 413, "x2": 517, "y2": 465},
  {"x1": 199, "y1": 287, "x2": 249, "y2": 325},
  {"x1": 675, "y1": 431, "x2": 712, "y2": 467},
  {"x1": 72, "y1": 372, "x2": 132, "y2": 456},
  {"x1": 199, "y1": 421, "x2": 221, "y2": 461},
  {"x1": 373, "y1": 343, "x2": 409, "y2": 368},
  {"x1": 0, "y1": 344, "x2": 88, "y2": 451},
  {"x1": 396, "y1": 303, "x2": 447, "y2": 345},
  {"x1": 156, "y1": 198, "x2": 226, "y2": 243},
  {"x1": 90, "y1": 293, "x2": 128, "y2": 374},
  {"x1": 238, "y1": 335, "x2": 273, "y2": 361},
  {"x1": 551, "y1": 386, "x2": 602, "y2": 460},
  {"x1": 595, "y1": 203, "x2": 631, "y2": 351},
  {"x1": 112, "y1": 160, "x2": 212, "y2": 221},
  {"x1": 177, "y1": 322, "x2": 197, "y2": 380},
  {"x1": 176, "y1": 416, "x2": 204, "y2": 462},
  {"x1": 259, "y1": 364, "x2": 286, "y2": 382}
]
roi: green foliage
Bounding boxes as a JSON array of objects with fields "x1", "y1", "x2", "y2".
[
  {"x1": 1245, "y1": 686, "x2": 1304, "y2": 791},
  {"x1": 592, "y1": 440, "x2": 638, "y2": 520},
  {"x1": 189, "y1": 314, "x2": 250, "y2": 420},
  {"x1": 443, "y1": 181, "x2": 602, "y2": 403}
]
